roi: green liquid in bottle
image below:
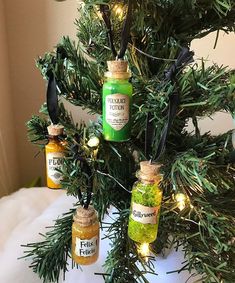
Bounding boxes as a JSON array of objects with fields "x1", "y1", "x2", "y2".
[{"x1": 102, "y1": 77, "x2": 132, "y2": 142}]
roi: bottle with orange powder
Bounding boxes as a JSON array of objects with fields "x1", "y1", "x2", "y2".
[{"x1": 45, "y1": 124, "x2": 66, "y2": 189}]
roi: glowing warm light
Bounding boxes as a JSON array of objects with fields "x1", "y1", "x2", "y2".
[
  {"x1": 138, "y1": 243, "x2": 150, "y2": 257},
  {"x1": 113, "y1": 5, "x2": 123, "y2": 18},
  {"x1": 175, "y1": 193, "x2": 186, "y2": 202},
  {"x1": 175, "y1": 193, "x2": 187, "y2": 211},
  {"x1": 97, "y1": 11, "x2": 102, "y2": 19},
  {"x1": 178, "y1": 201, "x2": 186, "y2": 211},
  {"x1": 87, "y1": 136, "x2": 100, "y2": 148},
  {"x1": 96, "y1": 8, "x2": 103, "y2": 20}
]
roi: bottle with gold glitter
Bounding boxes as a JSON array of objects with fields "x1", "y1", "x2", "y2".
[
  {"x1": 45, "y1": 124, "x2": 66, "y2": 189},
  {"x1": 72, "y1": 206, "x2": 100, "y2": 265},
  {"x1": 128, "y1": 161, "x2": 163, "y2": 243},
  {"x1": 102, "y1": 60, "x2": 132, "y2": 142}
]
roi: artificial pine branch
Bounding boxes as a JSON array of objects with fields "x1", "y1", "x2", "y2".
[
  {"x1": 23, "y1": 0, "x2": 235, "y2": 282},
  {"x1": 26, "y1": 115, "x2": 49, "y2": 147},
  {"x1": 102, "y1": 209, "x2": 158, "y2": 283},
  {"x1": 21, "y1": 208, "x2": 75, "y2": 283},
  {"x1": 36, "y1": 37, "x2": 102, "y2": 114}
]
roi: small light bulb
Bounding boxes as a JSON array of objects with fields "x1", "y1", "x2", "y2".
[
  {"x1": 96, "y1": 8, "x2": 103, "y2": 20},
  {"x1": 114, "y1": 5, "x2": 123, "y2": 18},
  {"x1": 178, "y1": 201, "x2": 186, "y2": 211},
  {"x1": 87, "y1": 136, "x2": 100, "y2": 148},
  {"x1": 138, "y1": 243, "x2": 150, "y2": 257},
  {"x1": 97, "y1": 11, "x2": 102, "y2": 19},
  {"x1": 175, "y1": 193, "x2": 187, "y2": 211},
  {"x1": 175, "y1": 193, "x2": 186, "y2": 202}
]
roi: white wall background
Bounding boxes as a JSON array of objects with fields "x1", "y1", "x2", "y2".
[
  {"x1": 2, "y1": 0, "x2": 78, "y2": 193},
  {"x1": 192, "y1": 32, "x2": 234, "y2": 135},
  {"x1": 0, "y1": 0, "x2": 234, "y2": 196}
]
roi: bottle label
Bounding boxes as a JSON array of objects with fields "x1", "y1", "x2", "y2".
[
  {"x1": 131, "y1": 203, "x2": 159, "y2": 224},
  {"x1": 46, "y1": 152, "x2": 64, "y2": 184},
  {"x1": 105, "y1": 93, "x2": 129, "y2": 130},
  {"x1": 75, "y1": 236, "x2": 98, "y2": 257}
]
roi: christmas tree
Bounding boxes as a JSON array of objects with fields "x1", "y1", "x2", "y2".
[{"x1": 24, "y1": 0, "x2": 235, "y2": 282}]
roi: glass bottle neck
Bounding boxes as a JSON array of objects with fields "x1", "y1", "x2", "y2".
[
  {"x1": 105, "y1": 77, "x2": 129, "y2": 82},
  {"x1": 48, "y1": 135, "x2": 60, "y2": 141}
]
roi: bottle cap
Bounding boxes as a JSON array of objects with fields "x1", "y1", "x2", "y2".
[
  {"x1": 73, "y1": 206, "x2": 98, "y2": 227},
  {"x1": 105, "y1": 60, "x2": 131, "y2": 79},
  {"x1": 138, "y1": 161, "x2": 162, "y2": 182},
  {"x1": 47, "y1": 124, "x2": 64, "y2": 136}
]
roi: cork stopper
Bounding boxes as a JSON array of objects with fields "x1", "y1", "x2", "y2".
[
  {"x1": 140, "y1": 161, "x2": 161, "y2": 175},
  {"x1": 105, "y1": 60, "x2": 131, "y2": 79},
  {"x1": 73, "y1": 206, "x2": 98, "y2": 227},
  {"x1": 138, "y1": 161, "x2": 162, "y2": 182},
  {"x1": 107, "y1": 60, "x2": 128, "y2": 73},
  {"x1": 47, "y1": 124, "x2": 64, "y2": 136}
]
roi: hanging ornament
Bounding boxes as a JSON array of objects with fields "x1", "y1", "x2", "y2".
[
  {"x1": 102, "y1": 60, "x2": 132, "y2": 142},
  {"x1": 72, "y1": 206, "x2": 100, "y2": 265},
  {"x1": 128, "y1": 161, "x2": 163, "y2": 243},
  {"x1": 45, "y1": 62, "x2": 66, "y2": 189},
  {"x1": 45, "y1": 124, "x2": 66, "y2": 189}
]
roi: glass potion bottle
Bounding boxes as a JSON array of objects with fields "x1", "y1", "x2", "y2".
[
  {"x1": 102, "y1": 60, "x2": 132, "y2": 142},
  {"x1": 128, "y1": 161, "x2": 163, "y2": 243},
  {"x1": 45, "y1": 124, "x2": 65, "y2": 189},
  {"x1": 72, "y1": 206, "x2": 100, "y2": 265}
]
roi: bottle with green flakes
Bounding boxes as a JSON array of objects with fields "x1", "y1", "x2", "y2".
[
  {"x1": 102, "y1": 60, "x2": 132, "y2": 142},
  {"x1": 128, "y1": 161, "x2": 163, "y2": 243}
]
